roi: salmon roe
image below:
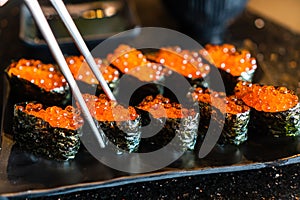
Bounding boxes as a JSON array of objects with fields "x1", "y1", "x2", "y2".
[
  {"x1": 155, "y1": 46, "x2": 210, "y2": 79},
  {"x1": 235, "y1": 81, "x2": 299, "y2": 112},
  {"x1": 127, "y1": 62, "x2": 171, "y2": 82},
  {"x1": 106, "y1": 45, "x2": 170, "y2": 81},
  {"x1": 66, "y1": 55, "x2": 119, "y2": 84},
  {"x1": 203, "y1": 44, "x2": 257, "y2": 77},
  {"x1": 16, "y1": 103, "x2": 84, "y2": 130},
  {"x1": 138, "y1": 95, "x2": 195, "y2": 119},
  {"x1": 107, "y1": 44, "x2": 148, "y2": 74},
  {"x1": 8, "y1": 59, "x2": 66, "y2": 92},
  {"x1": 82, "y1": 93, "x2": 138, "y2": 121},
  {"x1": 192, "y1": 88, "x2": 250, "y2": 114}
]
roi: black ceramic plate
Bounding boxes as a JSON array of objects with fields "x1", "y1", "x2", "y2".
[
  {"x1": 1, "y1": 71, "x2": 300, "y2": 198},
  {"x1": 0, "y1": 131, "x2": 300, "y2": 198}
]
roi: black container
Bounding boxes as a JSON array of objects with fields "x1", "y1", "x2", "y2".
[{"x1": 162, "y1": 0, "x2": 248, "y2": 44}]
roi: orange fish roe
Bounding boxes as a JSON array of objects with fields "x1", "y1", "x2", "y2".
[
  {"x1": 226, "y1": 96, "x2": 250, "y2": 114},
  {"x1": 155, "y1": 46, "x2": 210, "y2": 79},
  {"x1": 66, "y1": 55, "x2": 119, "y2": 84},
  {"x1": 82, "y1": 93, "x2": 138, "y2": 121},
  {"x1": 235, "y1": 82, "x2": 299, "y2": 112},
  {"x1": 138, "y1": 95, "x2": 195, "y2": 119},
  {"x1": 8, "y1": 59, "x2": 66, "y2": 92},
  {"x1": 107, "y1": 44, "x2": 148, "y2": 73},
  {"x1": 16, "y1": 103, "x2": 84, "y2": 130},
  {"x1": 203, "y1": 44, "x2": 257, "y2": 77},
  {"x1": 192, "y1": 88, "x2": 250, "y2": 114},
  {"x1": 127, "y1": 62, "x2": 171, "y2": 82}
]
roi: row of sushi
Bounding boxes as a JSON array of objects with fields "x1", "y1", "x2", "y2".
[
  {"x1": 11, "y1": 81, "x2": 300, "y2": 161},
  {"x1": 5, "y1": 44, "x2": 257, "y2": 106},
  {"x1": 5, "y1": 44, "x2": 300, "y2": 161}
]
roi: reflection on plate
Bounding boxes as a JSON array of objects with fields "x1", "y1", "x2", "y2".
[{"x1": 1, "y1": 120, "x2": 300, "y2": 198}]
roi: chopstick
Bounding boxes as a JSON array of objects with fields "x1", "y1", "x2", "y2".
[
  {"x1": 0, "y1": 0, "x2": 8, "y2": 6},
  {"x1": 50, "y1": 0, "x2": 116, "y2": 101},
  {"x1": 23, "y1": 0, "x2": 114, "y2": 148}
]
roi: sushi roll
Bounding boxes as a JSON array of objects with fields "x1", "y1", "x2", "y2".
[
  {"x1": 137, "y1": 95, "x2": 199, "y2": 152},
  {"x1": 151, "y1": 46, "x2": 210, "y2": 89},
  {"x1": 65, "y1": 55, "x2": 119, "y2": 95},
  {"x1": 153, "y1": 46, "x2": 210, "y2": 80},
  {"x1": 13, "y1": 102, "x2": 83, "y2": 161},
  {"x1": 234, "y1": 81, "x2": 300, "y2": 137},
  {"x1": 107, "y1": 44, "x2": 171, "y2": 105},
  {"x1": 107, "y1": 44, "x2": 149, "y2": 74},
  {"x1": 191, "y1": 88, "x2": 250, "y2": 145},
  {"x1": 201, "y1": 44, "x2": 257, "y2": 94},
  {"x1": 5, "y1": 59, "x2": 70, "y2": 106},
  {"x1": 83, "y1": 93, "x2": 141, "y2": 153}
]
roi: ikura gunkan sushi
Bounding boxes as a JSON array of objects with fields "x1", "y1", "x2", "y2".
[
  {"x1": 83, "y1": 93, "x2": 141, "y2": 153},
  {"x1": 106, "y1": 44, "x2": 171, "y2": 82},
  {"x1": 191, "y1": 88, "x2": 250, "y2": 145},
  {"x1": 5, "y1": 59, "x2": 70, "y2": 106},
  {"x1": 202, "y1": 44, "x2": 257, "y2": 94},
  {"x1": 106, "y1": 44, "x2": 171, "y2": 105},
  {"x1": 137, "y1": 95, "x2": 199, "y2": 151},
  {"x1": 153, "y1": 46, "x2": 210, "y2": 80},
  {"x1": 13, "y1": 102, "x2": 83, "y2": 161},
  {"x1": 149, "y1": 46, "x2": 211, "y2": 102},
  {"x1": 235, "y1": 81, "x2": 300, "y2": 137},
  {"x1": 65, "y1": 55, "x2": 119, "y2": 94},
  {"x1": 107, "y1": 44, "x2": 149, "y2": 74}
]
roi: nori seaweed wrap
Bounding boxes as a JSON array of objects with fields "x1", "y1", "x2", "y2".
[
  {"x1": 235, "y1": 81, "x2": 300, "y2": 137},
  {"x1": 65, "y1": 55, "x2": 119, "y2": 95},
  {"x1": 5, "y1": 59, "x2": 70, "y2": 106},
  {"x1": 201, "y1": 44, "x2": 257, "y2": 95},
  {"x1": 191, "y1": 88, "x2": 250, "y2": 145},
  {"x1": 150, "y1": 46, "x2": 210, "y2": 89},
  {"x1": 137, "y1": 95, "x2": 199, "y2": 152},
  {"x1": 106, "y1": 44, "x2": 171, "y2": 105},
  {"x1": 83, "y1": 93, "x2": 141, "y2": 153},
  {"x1": 13, "y1": 102, "x2": 83, "y2": 161}
]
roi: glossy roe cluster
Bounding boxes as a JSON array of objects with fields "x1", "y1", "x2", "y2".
[
  {"x1": 192, "y1": 88, "x2": 250, "y2": 114},
  {"x1": 127, "y1": 62, "x2": 171, "y2": 82},
  {"x1": 138, "y1": 95, "x2": 195, "y2": 119},
  {"x1": 83, "y1": 93, "x2": 138, "y2": 121},
  {"x1": 66, "y1": 55, "x2": 119, "y2": 84},
  {"x1": 155, "y1": 46, "x2": 210, "y2": 79},
  {"x1": 17, "y1": 103, "x2": 84, "y2": 130},
  {"x1": 235, "y1": 82, "x2": 299, "y2": 112},
  {"x1": 107, "y1": 44, "x2": 169, "y2": 82},
  {"x1": 8, "y1": 59, "x2": 66, "y2": 91},
  {"x1": 203, "y1": 44, "x2": 257, "y2": 76},
  {"x1": 107, "y1": 44, "x2": 148, "y2": 73}
]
